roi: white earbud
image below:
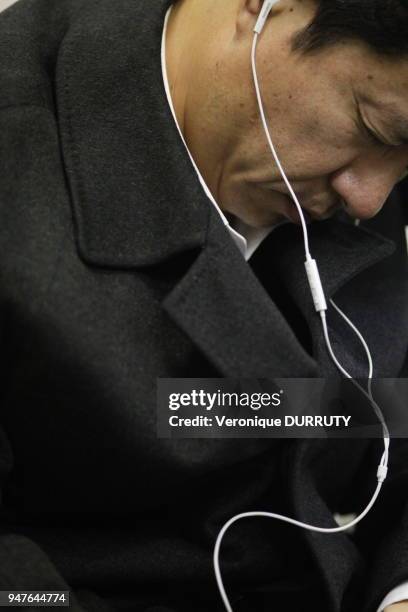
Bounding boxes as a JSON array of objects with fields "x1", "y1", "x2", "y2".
[{"x1": 254, "y1": 0, "x2": 280, "y2": 34}]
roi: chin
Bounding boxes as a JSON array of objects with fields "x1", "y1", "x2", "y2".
[
  {"x1": 223, "y1": 185, "x2": 296, "y2": 228},
  {"x1": 243, "y1": 211, "x2": 286, "y2": 229}
]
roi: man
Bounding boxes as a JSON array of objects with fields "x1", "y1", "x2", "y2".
[{"x1": 0, "y1": 0, "x2": 407, "y2": 610}]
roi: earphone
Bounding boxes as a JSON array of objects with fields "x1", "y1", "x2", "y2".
[{"x1": 214, "y1": 2, "x2": 390, "y2": 610}]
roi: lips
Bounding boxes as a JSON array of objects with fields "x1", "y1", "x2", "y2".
[
  {"x1": 303, "y1": 201, "x2": 341, "y2": 220},
  {"x1": 259, "y1": 183, "x2": 340, "y2": 222},
  {"x1": 281, "y1": 199, "x2": 307, "y2": 224},
  {"x1": 280, "y1": 195, "x2": 340, "y2": 224}
]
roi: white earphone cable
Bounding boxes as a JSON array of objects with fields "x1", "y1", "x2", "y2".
[
  {"x1": 214, "y1": 23, "x2": 390, "y2": 612},
  {"x1": 251, "y1": 34, "x2": 311, "y2": 259}
]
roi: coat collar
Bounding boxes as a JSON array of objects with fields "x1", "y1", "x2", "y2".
[
  {"x1": 248, "y1": 219, "x2": 396, "y2": 375},
  {"x1": 57, "y1": 0, "x2": 210, "y2": 268}
]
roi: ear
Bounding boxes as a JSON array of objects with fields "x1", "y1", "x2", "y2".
[
  {"x1": 236, "y1": 0, "x2": 264, "y2": 36},
  {"x1": 245, "y1": 0, "x2": 264, "y2": 16}
]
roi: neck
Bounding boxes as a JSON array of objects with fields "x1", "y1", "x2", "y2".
[
  {"x1": 165, "y1": 2, "x2": 194, "y2": 135},
  {"x1": 165, "y1": 1, "x2": 232, "y2": 204}
]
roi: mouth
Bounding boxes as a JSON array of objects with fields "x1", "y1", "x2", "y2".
[
  {"x1": 254, "y1": 181, "x2": 340, "y2": 226},
  {"x1": 281, "y1": 198, "x2": 310, "y2": 225},
  {"x1": 303, "y1": 205, "x2": 339, "y2": 221},
  {"x1": 280, "y1": 190, "x2": 343, "y2": 224},
  {"x1": 258, "y1": 182, "x2": 339, "y2": 223},
  {"x1": 280, "y1": 195, "x2": 339, "y2": 225}
]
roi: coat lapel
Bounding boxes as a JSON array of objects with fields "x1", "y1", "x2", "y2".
[{"x1": 163, "y1": 208, "x2": 319, "y2": 377}]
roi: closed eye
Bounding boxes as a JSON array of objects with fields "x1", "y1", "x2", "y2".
[
  {"x1": 362, "y1": 123, "x2": 387, "y2": 147},
  {"x1": 356, "y1": 105, "x2": 388, "y2": 147}
]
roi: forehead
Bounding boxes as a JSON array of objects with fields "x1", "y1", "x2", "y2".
[
  {"x1": 328, "y1": 39, "x2": 408, "y2": 82},
  {"x1": 297, "y1": 38, "x2": 408, "y2": 90}
]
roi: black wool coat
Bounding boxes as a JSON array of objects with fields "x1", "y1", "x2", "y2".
[{"x1": 0, "y1": 0, "x2": 407, "y2": 611}]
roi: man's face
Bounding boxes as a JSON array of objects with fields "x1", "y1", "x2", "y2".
[{"x1": 188, "y1": 1, "x2": 408, "y2": 227}]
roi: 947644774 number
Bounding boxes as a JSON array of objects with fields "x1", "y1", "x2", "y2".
[{"x1": 0, "y1": 591, "x2": 69, "y2": 607}]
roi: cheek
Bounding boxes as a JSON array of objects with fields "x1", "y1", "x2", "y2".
[
  {"x1": 257, "y1": 94, "x2": 360, "y2": 177},
  {"x1": 230, "y1": 72, "x2": 360, "y2": 181}
]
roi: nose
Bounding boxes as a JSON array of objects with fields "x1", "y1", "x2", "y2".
[{"x1": 330, "y1": 147, "x2": 408, "y2": 220}]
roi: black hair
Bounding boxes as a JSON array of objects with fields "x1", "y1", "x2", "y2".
[{"x1": 292, "y1": 0, "x2": 408, "y2": 56}]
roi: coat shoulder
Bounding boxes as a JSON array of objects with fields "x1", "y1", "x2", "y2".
[{"x1": 0, "y1": 0, "x2": 104, "y2": 110}]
